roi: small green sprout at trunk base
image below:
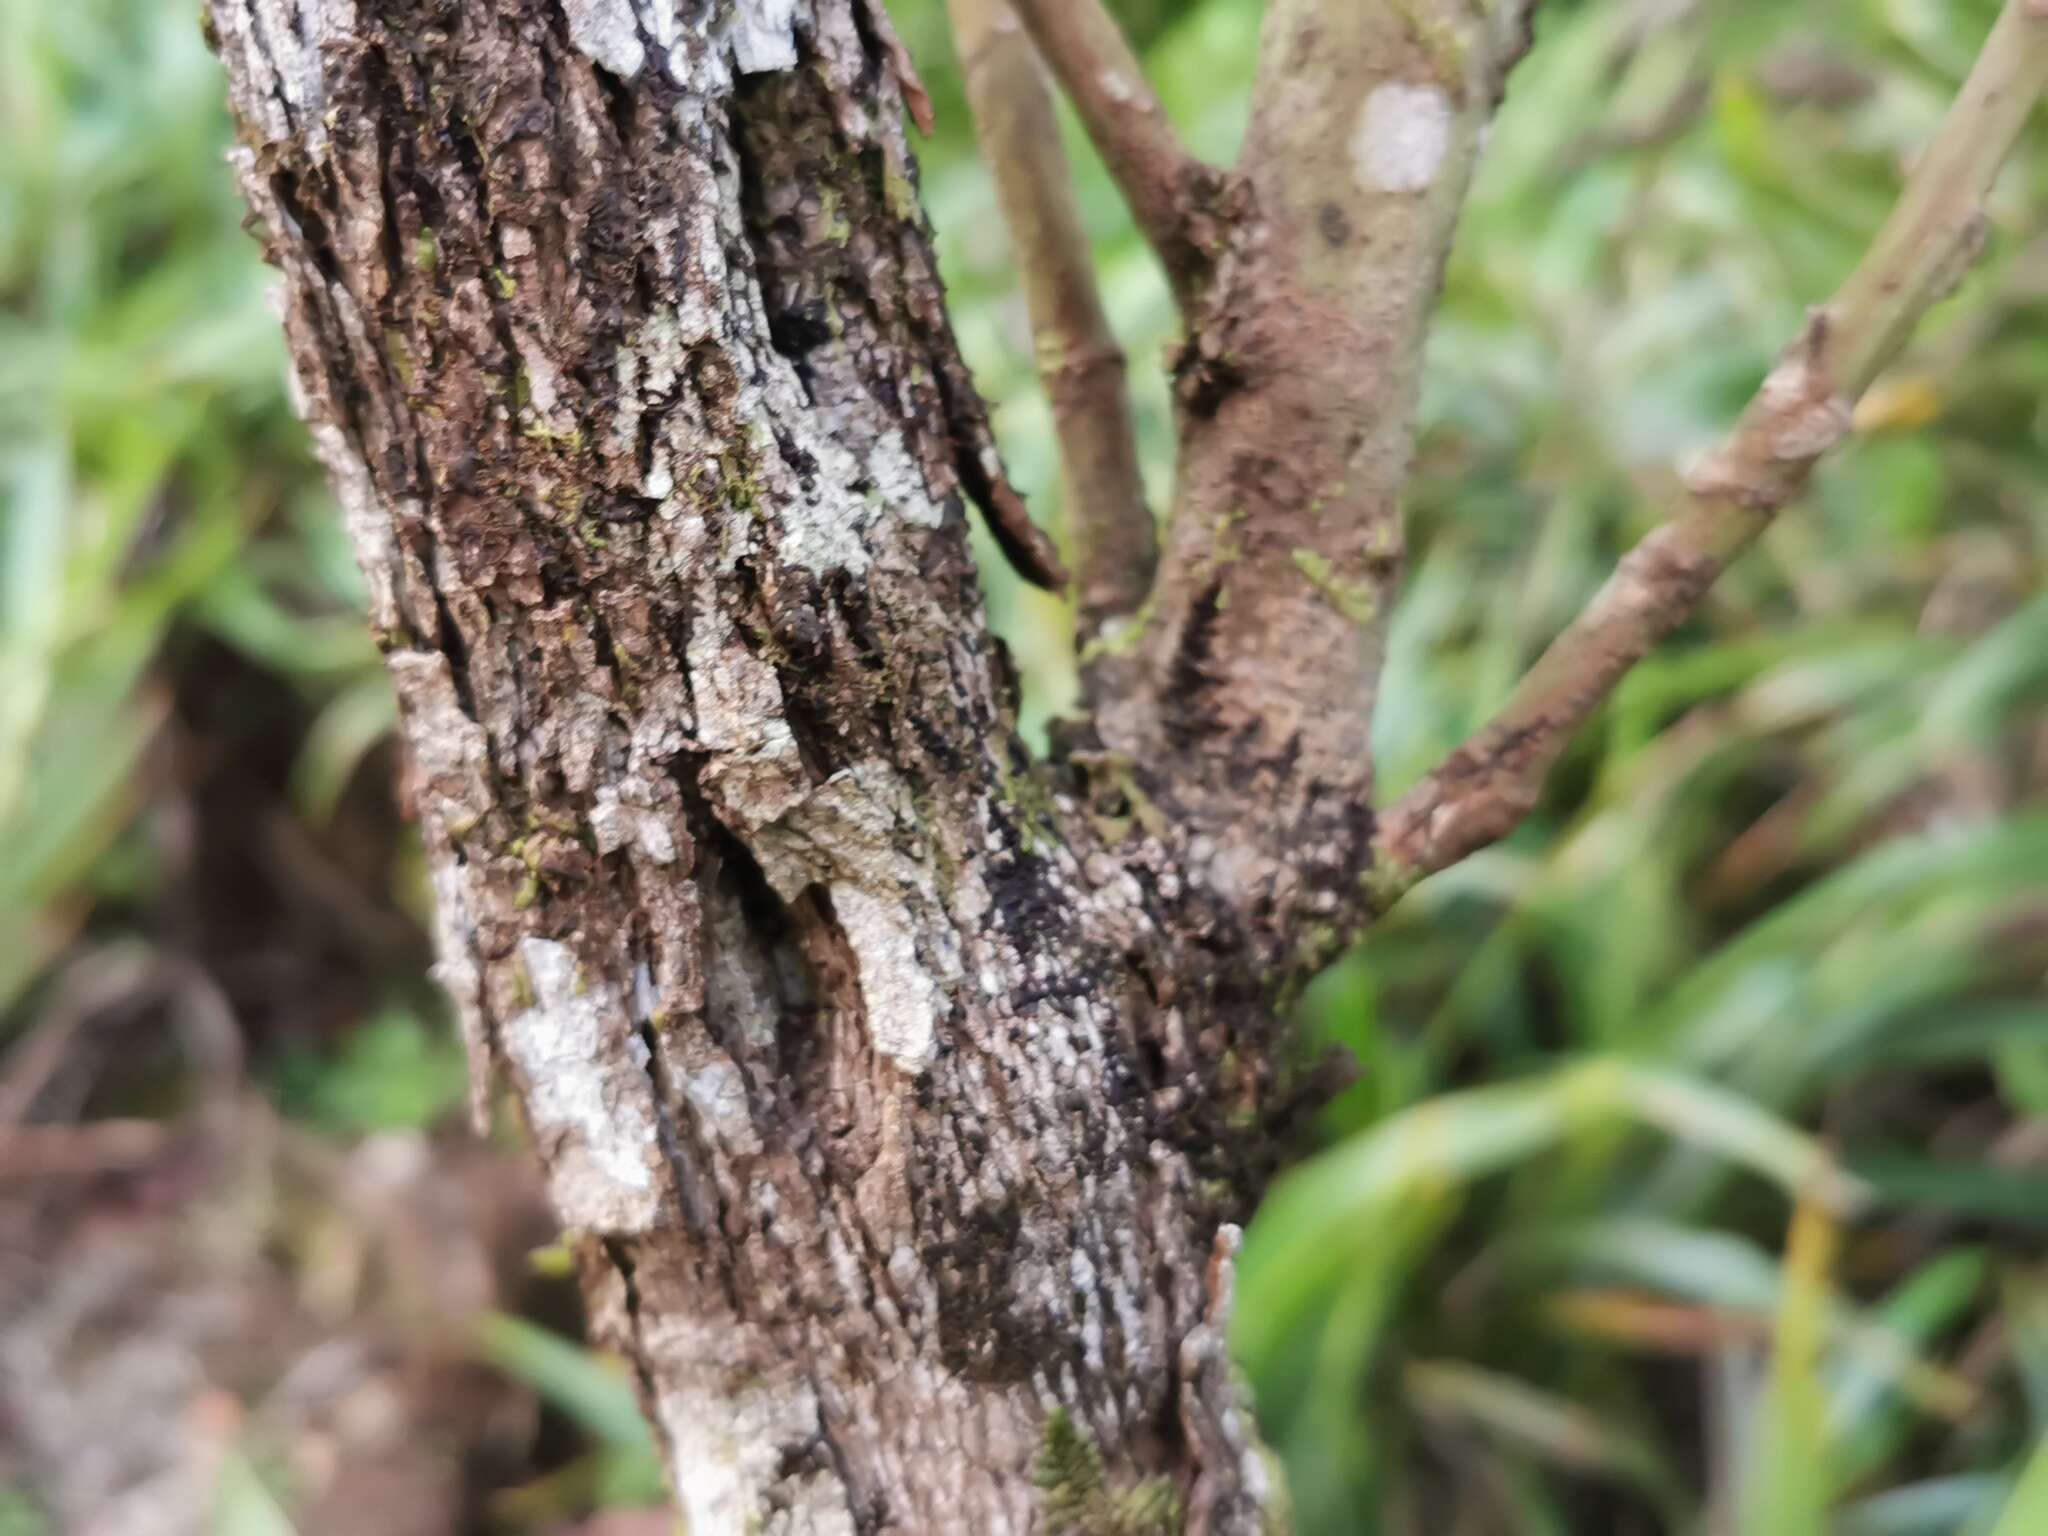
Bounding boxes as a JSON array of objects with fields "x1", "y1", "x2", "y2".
[{"x1": 1034, "y1": 1409, "x2": 1183, "y2": 1535}]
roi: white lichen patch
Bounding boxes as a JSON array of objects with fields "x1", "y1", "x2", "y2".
[
  {"x1": 826, "y1": 884, "x2": 938, "y2": 1071},
  {"x1": 590, "y1": 782, "x2": 680, "y2": 864},
  {"x1": 680, "y1": 1058, "x2": 758, "y2": 1152},
  {"x1": 563, "y1": 0, "x2": 646, "y2": 78},
  {"x1": 1351, "y1": 81, "x2": 1453, "y2": 195},
  {"x1": 612, "y1": 305, "x2": 691, "y2": 496},
  {"x1": 629, "y1": 672, "x2": 696, "y2": 766},
  {"x1": 722, "y1": 0, "x2": 800, "y2": 74},
  {"x1": 771, "y1": 484, "x2": 877, "y2": 574},
  {"x1": 512, "y1": 327, "x2": 566, "y2": 417},
  {"x1": 654, "y1": 1362, "x2": 854, "y2": 1536},
  {"x1": 754, "y1": 415, "x2": 893, "y2": 577},
  {"x1": 753, "y1": 762, "x2": 949, "y2": 1074},
  {"x1": 633, "y1": 0, "x2": 679, "y2": 54},
  {"x1": 428, "y1": 852, "x2": 494, "y2": 1135},
  {"x1": 387, "y1": 651, "x2": 493, "y2": 829},
  {"x1": 686, "y1": 601, "x2": 810, "y2": 828},
  {"x1": 232, "y1": 0, "x2": 354, "y2": 154},
  {"x1": 632, "y1": 305, "x2": 689, "y2": 397},
  {"x1": 499, "y1": 938, "x2": 668, "y2": 1233},
  {"x1": 864, "y1": 428, "x2": 945, "y2": 531}
]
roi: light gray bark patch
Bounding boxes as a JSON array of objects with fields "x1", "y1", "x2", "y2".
[
  {"x1": 649, "y1": 1334, "x2": 855, "y2": 1536},
  {"x1": 685, "y1": 599, "x2": 810, "y2": 829},
  {"x1": 499, "y1": 938, "x2": 669, "y2": 1234},
  {"x1": 563, "y1": 0, "x2": 647, "y2": 78},
  {"x1": 387, "y1": 651, "x2": 492, "y2": 831},
  {"x1": 427, "y1": 851, "x2": 495, "y2": 1135},
  {"x1": 232, "y1": 0, "x2": 354, "y2": 153},
  {"x1": 751, "y1": 761, "x2": 953, "y2": 1071},
  {"x1": 589, "y1": 782, "x2": 680, "y2": 864},
  {"x1": 564, "y1": 0, "x2": 801, "y2": 82},
  {"x1": 820, "y1": 883, "x2": 937, "y2": 1071},
  {"x1": 722, "y1": 0, "x2": 802, "y2": 74},
  {"x1": 1351, "y1": 81, "x2": 1453, "y2": 194}
]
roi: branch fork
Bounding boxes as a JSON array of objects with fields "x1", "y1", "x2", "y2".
[{"x1": 952, "y1": 0, "x2": 2046, "y2": 928}]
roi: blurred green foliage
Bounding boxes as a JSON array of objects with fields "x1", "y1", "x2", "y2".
[
  {"x1": 474, "y1": 1312, "x2": 670, "y2": 1521},
  {"x1": 270, "y1": 1004, "x2": 470, "y2": 1133},
  {"x1": 0, "y1": 0, "x2": 385, "y2": 1012},
  {"x1": 0, "y1": 1490, "x2": 45, "y2": 1536},
  {"x1": 5, "y1": 0, "x2": 2048, "y2": 1530}
]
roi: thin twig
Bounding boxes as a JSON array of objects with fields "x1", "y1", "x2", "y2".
[
  {"x1": 948, "y1": 0, "x2": 1155, "y2": 639},
  {"x1": 1371, "y1": 0, "x2": 2048, "y2": 901},
  {"x1": 1008, "y1": 0, "x2": 1223, "y2": 305}
]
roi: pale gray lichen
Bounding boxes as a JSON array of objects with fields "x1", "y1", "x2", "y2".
[
  {"x1": 590, "y1": 782, "x2": 681, "y2": 864},
  {"x1": 561, "y1": 0, "x2": 646, "y2": 78},
  {"x1": 1351, "y1": 81, "x2": 1453, "y2": 194},
  {"x1": 562, "y1": 0, "x2": 802, "y2": 85},
  {"x1": 499, "y1": 938, "x2": 668, "y2": 1233},
  {"x1": 427, "y1": 842, "x2": 494, "y2": 1134},
  {"x1": 686, "y1": 599, "x2": 811, "y2": 827},
  {"x1": 387, "y1": 651, "x2": 493, "y2": 830},
  {"x1": 721, "y1": 0, "x2": 800, "y2": 74},
  {"x1": 235, "y1": 0, "x2": 354, "y2": 153},
  {"x1": 824, "y1": 882, "x2": 939, "y2": 1070},
  {"x1": 679, "y1": 1057, "x2": 758, "y2": 1152},
  {"x1": 753, "y1": 761, "x2": 951, "y2": 1073},
  {"x1": 655, "y1": 1358, "x2": 855, "y2": 1536}
]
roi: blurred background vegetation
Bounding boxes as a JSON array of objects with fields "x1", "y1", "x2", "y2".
[{"x1": 3, "y1": 0, "x2": 2047, "y2": 1531}]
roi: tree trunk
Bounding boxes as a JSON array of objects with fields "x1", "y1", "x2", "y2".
[
  {"x1": 204, "y1": 0, "x2": 2040, "y2": 1525},
  {"x1": 205, "y1": 2, "x2": 1289, "y2": 1529}
]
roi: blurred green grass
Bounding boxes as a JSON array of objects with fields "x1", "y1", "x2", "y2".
[{"x1": 4, "y1": 0, "x2": 2048, "y2": 1531}]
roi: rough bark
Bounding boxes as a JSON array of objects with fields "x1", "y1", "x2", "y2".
[
  {"x1": 204, "y1": 1, "x2": 1281, "y2": 1529},
  {"x1": 202, "y1": 0, "x2": 2044, "y2": 1527}
]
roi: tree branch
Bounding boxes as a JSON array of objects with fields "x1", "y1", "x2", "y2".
[
  {"x1": 948, "y1": 0, "x2": 1155, "y2": 640},
  {"x1": 1371, "y1": 0, "x2": 2048, "y2": 902},
  {"x1": 1078, "y1": 1, "x2": 1545, "y2": 953},
  {"x1": 1008, "y1": 0, "x2": 1226, "y2": 307}
]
